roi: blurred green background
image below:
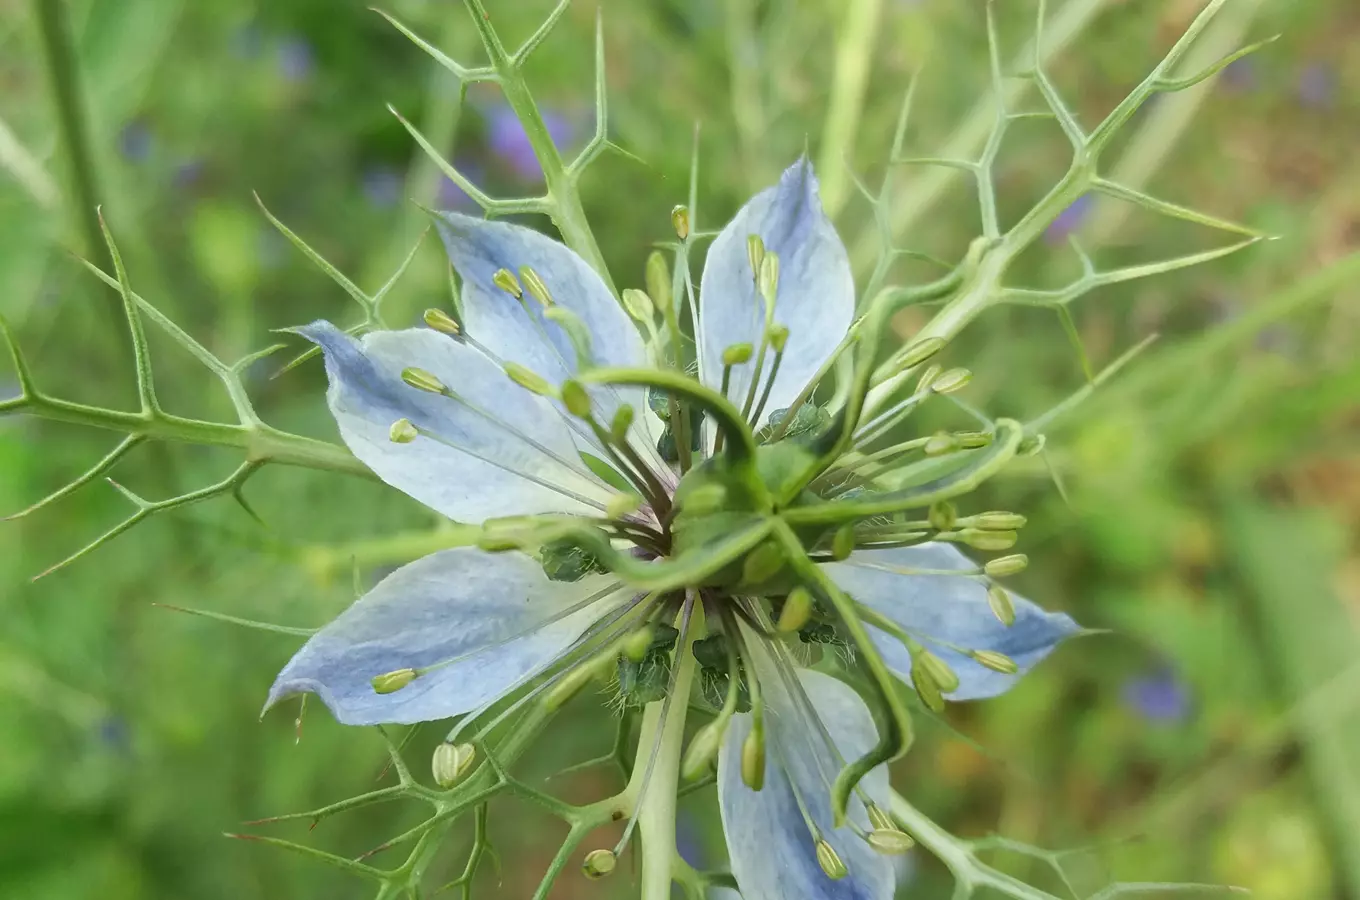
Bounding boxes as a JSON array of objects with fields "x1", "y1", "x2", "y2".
[{"x1": 1, "y1": 0, "x2": 1357, "y2": 897}]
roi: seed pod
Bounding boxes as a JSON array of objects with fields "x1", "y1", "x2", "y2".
[
  {"x1": 371, "y1": 668, "x2": 417, "y2": 694},
  {"x1": 741, "y1": 726, "x2": 765, "y2": 791},
  {"x1": 987, "y1": 583, "x2": 1016, "y2": 626},
  {"x1": 971, "y1": 649, "x2": 1019, "y2": 674},
  {"x1": 422, "y1": 307, "x2": 460, "y2": 335},
  {"x1": 492, "y1": 267, "x2": 522, "y2": 298},
  {"x1": 401, "y1": 367, "x2": 446, "y2": 394},
  {"x1": 815, "y1": 840, "x2": 848, "y2": 880},
  {"x1": 431, "y1": 741, "x2": 476, "y2": 787},
  {"x1": 983, "y1": 554, "x2": 1028, "y2": 577},
  {"x1": 671, "y1": 205, "x2": 690, "y2": 240},
  {"x1": 777, "y1": 586, "x2": 814, "y2": 633},
  {"x1": 868, "y1": 828, "x2": 916, "y2": 855},
  {"x1": 582, "y1": 848, "x2": 617, "y2": 879},
  {"x1": 646, "y1": 251, "x2": 672, "y2": 313},
  {"x1": 389, "y1": 418, "x2": 418, "y2": 444}
]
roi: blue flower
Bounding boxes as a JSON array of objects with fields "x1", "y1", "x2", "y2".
[
  {"x1": 267, "y1": 160, "x2": 1079, "y2": 899},
  {"x1": 1122, "y1": 668, "x2": 1190, "y2": 723},
  {"x1": 486, "y1": 105, "x2": 574, "y2": 181},
  {"x1": 276, "y1": 36, "x2": 314, "y2": 84}
]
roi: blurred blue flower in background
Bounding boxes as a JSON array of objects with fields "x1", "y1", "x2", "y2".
[
  {"x1": 1044, "y1": 193, "x2": 1092, "y2": 245},
  {"x1": 1122, "y1": 668, "x2": 1191, "y2": 723},
  {"x1": 1222, "y1": 57, "x2": 1260, "y2": 93},
  {"x1": 119, "y1": 121, "x2": 154, "y2": 162},
  {"x1": 230, "y1": 22, "x2": 263, "y2": 59},
  {"x1": 277, "y1": 36, "x2": 315, "y2": 84},
  {"x1": 486, "y1": 104, "x2": 574, "y2": 180},
  {"x1": 1296, "y1": 61, "x2": 1337, "y2": 109},
  {"x1": 437, "y1": 158, "x2": 484, "y2": 210},
  {"x1": 362, "y1": 165, "x2": 405, "y2": 209}
]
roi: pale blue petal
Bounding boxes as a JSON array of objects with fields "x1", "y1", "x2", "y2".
[
  {"x1": 719, "y1": 641, "x2": 893, "y2": 900},
  {"x1": 299, "y1": 321, "x2": 615, "y2": 523},
  {"x1": 824, "y1": 543, "x2": 1081, "y2": 700},
  {"x1": 698, "y1": 159, "x2": 855, "y2": 431},
  {"x1": 264, "y1": 548, "x2": 624, "y2": 725},
  {"x1": 432, "y1": 213, "x2": 664, "y2": 469}
]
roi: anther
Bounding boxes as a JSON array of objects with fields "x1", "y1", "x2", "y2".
[
  {"x1": 388, "y1": 418, "x2": 418, "y2": 444},
  {"x1": 401, "y1": 367, "x2": 447, "y2": 394},
  {"x1": 671, "y1": 205, "x2": 690, "y2": 240},
  {"x1": 646, "y1": 251, "x2": 672, "y2": 313},
  {"x1": 518, "y1": 266, "x2": 553, "y2": 307},
  {"x1": 867, "y1": 828, "x2": 916, "y2": 855},
  {"x1": 503, "y1": 362, "x2": 555, "y2": 397},
  {"x1": 889, "y1": 336, "x2": 945, "y2": 374},
  {"x1": 916, "y1": 649, "x2": 960, "y2": 694},
  {"x1": 777, "y1": 587, "x2": 814, "y2": 633},
  {"x1": 606, "y1": 493, "x2": 643, "y2": 519},
  {"x1": 928, "y1": 501, "x2": 957, "y2": 532},
  {"x1": 971, "y1": 649, "x2": 1019, "y2": 674},
  {"x1": 561, "y1": 379, "x2": 593, "y2": 418},
  {"x1": 768, "y1": 323, "x2": 789, "y2": 353},
  {"x1": 910, "y1": 656, "x2": 945, "y2": 712},
  {"x1": 923, "y1": 431, "x2": 956, "y2": 456},
  {"x1": 422, "y1": 307, "x2": 460, "y2": 335},
  {"x1": 915, "y1": 363, "x2": 942, "y2": 394},
  {"x1": 815, "y1": 839, "x2": 848, "y2": 880},
  {"x1": 983, "y1": 553, "x2": 1028, "y2": 577},
  {"x1": 722, "y1": 342, "x2": 753, "y2": 366},
  {"x1": 371, "y1": 668, "x2": 417, "y2": 694},
  {"x1": 741, "y1": 725, "x2": 765, "y2": 791},
  {"x1": 681, "y1": 718, "x2": 727, "y2": 781},
  {"x1": 931, "y1": 367, "x2": 972, "y2": 394},
  {"x1": 747, "y1": 234, "x2": 765, "y2": 280},
  {"x1": 831, "y1": 524, "x2": 855, "y2": 561},
  {"x1": 431, "y1": 741, "x2": 476, "y2": 787},
  {"x1": 973, "y1": 511, "x2": 1027, "y2": 530},
  {"x1": 960, "y1": 529, "x2": 1018, "y2": 551},
  {"x1": 987, "y1": 583, "x2": 1016, "y2": 626},
  {"x1": 492, "y1": 267, "x2": 523, "y2": 298},
  {"x1": 758, "y1": 251, "x2": 780, "y2": 301},
  {"x1": 582, "y1": 848, "x2": 617, "y2": 879},
  {"x1": 621, "y1": 288, "x2": 654, "y2": 323},
  {"x1": 610, "y1": 405, "x2": 635, "y2": 443}
]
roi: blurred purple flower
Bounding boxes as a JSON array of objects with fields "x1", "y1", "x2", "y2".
[
  {"x1": 1122, "y1": 668, "x2": 1190, "y2": 723},
  {"x1": 362, "y1": 165, "x2": 405, "y2": 209},
  {"x1": 1221, "y1": 57, "x2": 1260, "y2": 93},
  {"x1": 277, "y1": 36, "x2": 315, "y2": 84},
  {"x1": 1044, "y1": 194, "x2": 1092, "y2": 245},
  {"x1": 1296, "y1": 62, "x2": 1336, "y2": 109},
  {"x1": 437, "y1": 159, "x2": 484, "y2": 210},
  {"x1": 119, "y1": 121, "x2": 154, "y2": 162},
  {"x1": 97, "y1": 715, "x2": 131, "y2": 752},
  {"x1": 487, "y1": 105, "x2": 574, "y2": 180},
  {"x1": 173, "y1": 158, "x2": 205, "y2": 190}
]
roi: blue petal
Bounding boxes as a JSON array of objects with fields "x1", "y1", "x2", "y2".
[
  {"x1": 824, "y1": 543, "x2": 1081, "y2": 700},
  {"x1": 299, "y1": 321, "x2": 615, "y2": 523},
  {"x1": 264, "y1": 548, "x2": 625, "y2": 725},
  {"x1": 719, "y1": 641, "x2": 894, "y2": 900},
  {"x1": 698, "y1": 159, "x2": 855, "y2": 431},
  {"x1": 433, "y1": 213, "x2": 664, "y2": 469}
]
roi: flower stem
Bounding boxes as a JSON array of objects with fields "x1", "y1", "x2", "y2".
[{"x1": 633, "y1": 603, "x2": 703, "y2": 900}]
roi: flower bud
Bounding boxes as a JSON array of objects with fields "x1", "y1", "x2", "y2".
[
  {"x1": 768, "y1": 323, "x2": 789, "y2": 353},
  {"x1": 389, "y1": 418, "x2": 418, "y2": 444},
  {"x1": 868, "y1": 828, "x2": 916, "y2": 855},
  {"x1": 931, "y1": 367, "x2": 972, "y2": 394},
  {"x1": 747, "y1": 234, "x2": 765, "y2": 279},
  {"x1": 831, "y1": 524, "x2": 855, "y2": 561},
  {"x1": 401, "y1": 367, "x2": 447, "y2": 394},
  {"x1": 722, "y1": 342, "x2": 753, "y2": 366},
  {"x1": 560, "y1": 379, "x2": 592, "y2": 418},
  {"x1": 610, "y1": 405, "x2": 635, "y2": 442},
  {"x1": 960, "y1": 529, "x2": 1018, "y2": 551},
  {"x1": 671, "y1": 205, "x2": 690, "y2": 240},
  {"x1": 987, "y1": 583, "x2": 1016, "y2": 626},
  {"x1": 492, "y1": 267, "x2": 522, "y2": 298},
  {"x1": 582, "y1": 848, "x2": 617, "y2": 879},
  {"x1": 431, "y1": 741, "x2": 476, "y2": 787},
  {"x1": 928, "y1": 501, "x2": 956, "y2": 532},
  {"x1": 815, "y1": 840, "x2": 848, "y2": 880},
  {"x1": 758, "y1": 252, "x2": 780, "y2": 301},
  {"x1": 971, "y1": 649, "x2": 1019, "y2": 674},
  {"x1": 646, "y1": 251, "x2": 672, "y2": 313},
  {"x1": 681, "y1": 718, "x2": 727, "y2": 781},
  {"x1": 371, "y1": 668, "x2": 417, "y2": 694},
  {"x1": 923, "y1": 431, "x2": 956, "y2": 456},
  {"x1": 973, "y1": 511, "x2": 1027, "y2": 531},
  {"x1": 916, "y1": 649, "x2": 960, "y2": 693},
  {"x1": 777, "y1": 586, "x2": 814, "y2": 633},
  {"x1": 983, "y1": 553, "x2": 1028, "y2": 577},
  {"x1": 889, "y1": 336, "x2": 945, "y2": 374},
  {"x1": 741, "y1": 726, "x2": 765, "y2": 791},
  {"x1": 518, "y1": 266, "x2": 553, "y2": 307},
  {"x1": 422, "y1": 307, "x2": 460, "y2": 335},
  {"x1": 621, "y1": 288, "x2": 654, "y2": 323},
  {"x1": 504, "y1": 363, "x2": 555, "y2": 397}
]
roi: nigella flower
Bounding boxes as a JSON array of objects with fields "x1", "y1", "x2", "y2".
[{"x1": 265, "y1": 159, "x2": 1079, "y2": 899}]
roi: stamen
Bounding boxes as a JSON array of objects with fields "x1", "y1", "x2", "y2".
[
  {"x1": 671, "y1": 205, "x2": 690, "y2": 240},
  {"x1": 401, "y1": 366, "x2": 447, "y2": 394},
  {"x1": 388, "y1": 418, "x2": 418, "y2": 444},
  {"x1": 370, "y1": 668, "x2": 417, "y2": 693},
  {"x1": 983, "y1": 553, "x2": 1028, "y2": 577},
  {"x1": 431, "y1": 741, "x2": 477, "y2": 787},
  {"x1": 747, "y1": 323, "x2": 788, "y2": 429},
  {"x1": 930, "y1": 367, "x2": 972, "y2": 394},
  {"x1": 738, "y1": 251, "x2": 781, "y2": 427},
  {"x1": 492, "y1": 267, "x2": 523, "y2": 298},
  {"x1": 747, "y1": 234, "x2": 765, "y2": 280},
  {"x1": 582, "y1": 849, "x2": 617, "y2": 879},
  {"x1": 971, "y1": 649, "x2": 1018, "y2": 674},
  {"x1": 562, "y1": 380, "x2": 672, "y2": 516},
  {"x1": 422, "y1": 307, "x2": 460, "y2": 335},
  {"x1": 518, "y1": 265, "x2": 554, "y2": 307},
  {"x1": 987, "y1": 583, "x2": 1016, "y2": 625},
  {"x1": 503, "y1": 362, "x2": 557, "y2": 397}
]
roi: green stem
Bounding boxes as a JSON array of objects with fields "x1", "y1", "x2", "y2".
[
  {"x1": 634, "y1": 604, "x2": 702, "y2": 900},
  {"x1": 461, "y1": 0, "x2": 614, "y2": 294},
  {"x1": 816, "y1": 0, "x2": 883, "y2": 216}
]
